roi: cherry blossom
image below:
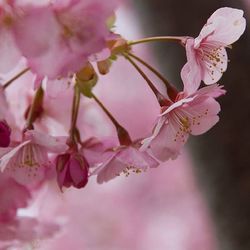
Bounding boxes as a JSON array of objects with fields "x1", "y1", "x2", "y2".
[
  {"x1": 141, "y1": 84, "x2": 226, "y2": 161},
  {"x1": 0, "y1": 130, "x2": 67, "y2": 187},
  {"x1": 0, "y1": 1, "x2": 22, "y2": 74},
  {"x1": 81, "y1": 137, "x2": 117, "y2": 167},
  {"x1": 0, "y1": 4, "x2": 246, "y2": 248},
  {"x1": 181, "y1": 7, "x2": 246, "y2": 93},
  {"x1": 95, "y1": 143, "x2": 159, "y2": 184},
  {"x1": 10, "y1": 0, "x2": 118, "y2": 79}
]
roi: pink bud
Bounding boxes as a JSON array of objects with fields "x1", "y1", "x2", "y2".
[
  {"x1": 56, "y1": 153, "x2": 89, "y2": 190},
  {"x1": 0, "y1": 121, "x2": 11, "y2": 148}
]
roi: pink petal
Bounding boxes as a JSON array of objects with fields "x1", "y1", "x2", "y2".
[
  {"x1": 12, "y1": 6, "x2": 67, "y2": 78},
  {"x1": 181, "y1": 38, "x2": 202, "y2": 94},
  {"x1": 12, "y1": 6, "x2": 61, "y2": 58},
  {"x1": 89, "y1": 48, "x2": 111, "y2": 62},
  {"x1": 194, "y1": 84, "x2": 226, "y2": 98},
  {"x1": 26, "y1": 130, "x2": 68, "y2": 153},
  {"x1": 32, "y1": 75, "x2": 44, "y2": 90},
  {"x1": 206, "y1": 7, "x2": 246, "y2": 45},
  {"x1": 69, "y1": 156, "x2": 88, "y2": 188},
  {"x1": 0, "y1": 140, "x2": 30, "y2": 172},
  {"x1": 82, "y1": 137, "x2": 116, "y2": 167},
  {"x1": 96, "y1": 152, "x2": 126, "y2": 184},
  {"x1": 96, "y1": 145, "x2": 158, "y2": 184},
  {"x1": 200, "y1": 46, "x2": 228, "y2": 85},
  {"x1": 185, "y1": 97, "x2": 221, "y2": 135},
  {"x1": 0, "y1": 27, "x2": 22, "y2": 74},
  {"x1": 140, "y1": 117, "x2": 166, "y2": 151},
  {"x1": 161, "y1": 97, "x2": 194, "y2": 116},
  {"x1": 46, "y1": 77, "x2": 71, "y2": 98},
  {"x1": 118, "y1": 147, "x2": 158, "y2": 170},
  {"x1": 149, "y1": 119, "x2": 189, "y2": 162},
  {"x1": 2, "y1": 144, "x2": 49, "y2": 187},
  {"x1": 56, "y1": 155, "x2": 70, "y2": 190}
]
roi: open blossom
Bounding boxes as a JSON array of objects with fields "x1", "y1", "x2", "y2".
[
  {"x1": 0, "y1": 130, "x2": 67, "y2": 187},
  {"x1": 181, "y1": 7, "x2": 246, "y2": 94},
  {"x1": 95, "y1": 143, "x2": 159, "y2": 184},
  {"x1": 8, "y1": 0, "x2": 119, "y2": 79},
  {"x1": 56, "y1": 152, "x2": 89, "y2": 190},
  {"x1": 0, "y1": 2, "x2": 23, "y2": 74},
  {"x1": 81, "y1": 137, "x2": 117, "y2": 167},
  {"x1": 141, "y1": 84, "x2": 226, "y2": 161}
]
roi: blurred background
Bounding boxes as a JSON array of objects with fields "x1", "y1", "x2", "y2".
[{"x1": 132, "y1": 0, "x2": 250, "y2": 250}]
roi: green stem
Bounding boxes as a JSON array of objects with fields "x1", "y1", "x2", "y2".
[
  {"x1": 3, "y1": 68, "x2": 30, "y2": 89},
  {"x1": 126, "y1": 52, "x2": 178, "y2": 100},
  {"x1": 26, "y1": 86, "x2": 44, "y2": 130},
  {"x1": 92, "y1": 93, "x2": 132, "y2": 146},
  {"x1": 128, "y1": 36, "x2": 187, "y2": 46},
  {"x1": 70, "y1": 85, "x2": 81, "y2": 144},
  {"x1": 122, "y1": 53, "x2": 168, "y2": 106}
]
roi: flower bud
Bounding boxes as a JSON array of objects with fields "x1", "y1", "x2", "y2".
[
  {"x1": 97, "y1": 59, "x2": 111, "y2": 75},
  {"x1": 0, "y1": 121, "x2": 11, "y2": 148},
  {"x1": 76, "y1": 63, "x2": 98, "y2": 98},
  {"x1": 56, "y1": 153, "x2": 89, "y2": 190}
]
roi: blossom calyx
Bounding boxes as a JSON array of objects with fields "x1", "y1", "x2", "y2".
[{"x1": 76, "y1": 63, "x2": 98, "y2": 98}]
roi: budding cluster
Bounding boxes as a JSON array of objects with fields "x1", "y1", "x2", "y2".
[
  {"x1": 0, "y1": 2, "x2": 246, "y2": 247},
  {"x1": 0, "y1": 1, "x2": 245, "y2": 209}
]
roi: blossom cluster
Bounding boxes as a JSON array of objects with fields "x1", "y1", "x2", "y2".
[{"x1": 0, "y1": 0, "x2": 246, "y2": 247}]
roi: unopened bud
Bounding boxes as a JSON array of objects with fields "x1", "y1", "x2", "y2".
[
  {"x1": 76, "y1": 63, "x2": 98, "y2": 98},
  {"x1": 0, "y1": 121, "x2": 11, "y2": 147},
  {"x1": 56, "y1": 153, "x2": 89, "y2": 190},
  {"x1": 97, "y1": 60, "x2": 111, "y2": 75}
]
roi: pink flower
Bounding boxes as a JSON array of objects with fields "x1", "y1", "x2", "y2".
[
  {"x1": 95, "y1": 143, "x2": 159, "y2": 184},
  {"x1": 11, "y1": 0, "x2": 119, "y2": 78},
  {"x1": 0, "y1": 2, "x2": 22, "y2": 74},
  {"x1": 181, "y1": 7, "x2": 246, "y2": 94},
  {"x1": 141, "y1": 84, "x2": 226, "y2": 161},
  {"x1": 0, "y1": 121, "x2": 11, "y2": 148},
  {"x1": 0, "y1": 130, "x2": 67, "y2": 187},
  {"x1": 56, "y1": 152, "x2": 89, "y2": 190},
  {"x1": 81, "y1": 137, "x2": 117, "y2": 167}
]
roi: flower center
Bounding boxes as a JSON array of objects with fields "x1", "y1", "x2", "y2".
[{"x1": 22, "y1": 144, "x2": 39, "y2": 168}]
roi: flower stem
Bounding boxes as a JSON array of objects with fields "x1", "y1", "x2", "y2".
[
  {"x1": 69, "y1": 85, "x2": 81, "y2": 145},
  {"x1": 126, "y1": 52, "x2": 178, "y2": 100},
  {"x1": 26, "y1": 86, "x2": 44, "y2": 130},
  {"x1": 3, "y1": 68, "x2": 30, "y2": 90},
  {"x1": 92, "y1": 93, "x2": 132, "y2": 146},
  {"x1": 122, "y1": 53, "x2": 169, "y2": 106},
  {"x1": 128, "y1": 36, "x2": 187, "y2": 46}
]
